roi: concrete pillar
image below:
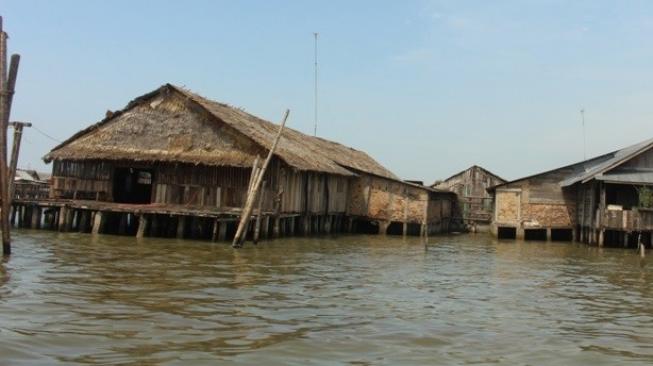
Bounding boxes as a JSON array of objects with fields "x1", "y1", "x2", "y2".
[
  {"x1": 516, "y1": 227, "x2": 525, "y2": 240},
  {"x1": 598, "y1": 229, "x2": 605, "y2": 247}
]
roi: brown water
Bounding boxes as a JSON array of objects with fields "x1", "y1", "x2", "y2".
[{"x1": 1, "y1": 231, "x2": 652, "y2": 365}]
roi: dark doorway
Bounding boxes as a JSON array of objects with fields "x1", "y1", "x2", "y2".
[{"x1": 113, "y1": 167, "x2": 153, "y2": 204}]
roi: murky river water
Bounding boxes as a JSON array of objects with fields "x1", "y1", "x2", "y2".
[{"x1": 1, "y1": 231, "x2": 652, "y2": 365}]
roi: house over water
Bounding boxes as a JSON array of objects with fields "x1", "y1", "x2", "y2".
[
  {"x1": 488, "y1": 138, "x2": 653, "y2": 247},
  {"x1": 433, "y1": 165, "x2": 505, "y2": 232},
  {"x1": 29, "y1": 84, "x2": 454, "y2": 240}
]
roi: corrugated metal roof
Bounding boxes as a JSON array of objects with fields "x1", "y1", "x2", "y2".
[
  {"x1": 560, "y1": 137, "x2": 653, "y2": 187},
  {"x1": 595, "y1": 168, "x2": 653, "y2": 185}
]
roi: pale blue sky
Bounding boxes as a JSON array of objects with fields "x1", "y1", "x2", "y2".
[{"x1": 4, "y1": 0, "x2": 653, "y2": 183}]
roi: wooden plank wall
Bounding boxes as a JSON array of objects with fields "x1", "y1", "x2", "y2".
[{"x1": 49, "y1": 159, "x2": 350, "y2": 214}]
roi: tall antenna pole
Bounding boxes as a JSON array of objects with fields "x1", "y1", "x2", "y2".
[
  {"x1": 313, "y1": 32, "x2": 318, "y2": 137},
  {"x1": 580, "y1": 108, "x2": 586, "y2": 160}
]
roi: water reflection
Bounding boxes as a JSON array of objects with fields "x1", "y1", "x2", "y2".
[{"x1": 1, "y1": 231, "x2": 652, "y2": 365}]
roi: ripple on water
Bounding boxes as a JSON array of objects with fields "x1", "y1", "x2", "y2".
[{"x1": 1, "y1": 231, "x2": 652, "y2": 365}]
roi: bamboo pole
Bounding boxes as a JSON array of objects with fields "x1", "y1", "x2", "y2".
[
  {"x1": 8, "y1": 121, "x2": 30, "y2": 199},
  {"x1": 233, "y1": 109, "x2": 289, "y2": 247},
  {"x1": 253, "y1": 181, "x2": 266, "y2": 244}
]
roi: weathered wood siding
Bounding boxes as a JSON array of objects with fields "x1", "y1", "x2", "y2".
[
  {"x1": 50, "y1": 158, "x2": 350, "y2": 214},
  {"x1": 494, "y1": 168, "x2": 577, "y2": 228},
  {"x1": 435, "y1": 166, "x2": 504, "y2": 223}
]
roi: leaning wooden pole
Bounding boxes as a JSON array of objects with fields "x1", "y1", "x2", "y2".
[
  {"x1": 232, "y1": 109, "x2": 289, "y2": 248},
  {"x1": 8, "y1": 121, "x2": 30, "y2": 199}
]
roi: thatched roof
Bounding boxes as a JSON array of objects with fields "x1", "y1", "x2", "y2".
[{"x1": 44, "y1": 84, "x2": 399, "y2": 180}]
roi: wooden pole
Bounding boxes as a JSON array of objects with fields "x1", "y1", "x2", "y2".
[
  {"x1": 232, "y1": 109, "x2": 289, "y2": 247},
  {"x1": 0, "y1": 19, "x2": 9, "y2": 255},
  {"x1": 8, "y1": 121, "x2": 31, "y2": 199},
  {"x1": 253, "y1": 181, "x2": 266, "y2": 244}
]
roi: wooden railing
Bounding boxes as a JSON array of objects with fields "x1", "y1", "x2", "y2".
[
  {"x1": 602, "y1": 208, "x2": 653, "y2": 231},
  {"x1": 14, "y1": 182, "x2": 50, "y2": 200}
]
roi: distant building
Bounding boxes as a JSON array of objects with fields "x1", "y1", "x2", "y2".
[
  {"x1": 13, "y1": 168, "x2": 50, "y2": 199},
  {"x1": 433, "y1": 165, "x2": 505, "y2": 231},
  {"x1": 488, "y1": 138, "x2": 653, "y2": 247}
]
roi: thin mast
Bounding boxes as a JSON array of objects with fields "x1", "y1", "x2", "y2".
[{"x1": 313, "y1": 32, "x2": 318, "y2": 136}]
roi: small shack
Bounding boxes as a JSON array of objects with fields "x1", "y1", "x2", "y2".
[
  {"x1": 489, "y1": 138, "x2": 653, "y2": 248},
  {"x1": 433, "y1": 165, "x2": 505, "y2": 232},
  {"x1": 12, "y1": 84, "x2": 453, "y2": 241}
]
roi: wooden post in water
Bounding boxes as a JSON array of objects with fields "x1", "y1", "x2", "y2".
[
  {"x1": 136, "y1": 214, "x2": 148, "y2": 238},
  {"x1": 233, "y1": 109, "x2": 289, "y2": 248},
  {"x1": 0, "y1": 17, "x2": 21, "y2": 255},
  {"x1": 92, "y1": 211, "x2": 104, "y2": 235},
  {"x1": 176, "y1": 216, "x2": 186, "y2": 239}
]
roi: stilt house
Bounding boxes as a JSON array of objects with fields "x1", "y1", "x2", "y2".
[
  {"x1": 35, "y1": 84, "x2": 453, "y2": 239},
  {"x1": 489, "y1": 138, "x2": 653, "y2": 247}
]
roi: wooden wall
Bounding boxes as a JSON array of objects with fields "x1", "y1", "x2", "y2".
[
  {"x1": 435, "y1": 166, "x2": 504, "y2": 223},
  {"x1": 49, "y1": 159, "x2": 350, "y2": 214}
]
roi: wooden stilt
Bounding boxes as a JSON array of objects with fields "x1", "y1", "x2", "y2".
[
  {"x1": 176, "y1": 216, "x2": 186, "y2": 239},
  {"x1": 9, "y1": 205, "x2": 15, "y2": 227},
  {"x1": 58, "y1": 206, "x2": 68, "y2": 232},
  {"x1": 273, "y1": 216, "x2": 281, "y2": 238},
  {"x1": 78, "y1": 210, "x2": 89, "y2": 232},
  {"x1": 116, "y1": 213, "x2": 127, "y2": 235},
  {"x1": 262, "y1": 216, "x2": 270, "y2": 239},
  {"x1": 136, "y1": 215, "x2": 148, "y2": 238},
  {"x1": 211, "y1": 219, "x2": 219, "y2": 242},
  {"x1": 92, "y1": 211, "x2": 104, "y2": 235},
  {"x1": 30, "y1": 206, "x2": 40, "y2": 229},
  {"x1": 289, "y1": 216, "x2": 296, "y2": 236},
  {"x1": 218, "y1": 221, "x2": 227, "y2": 241},
  {"x1": 150, "y1": 214, "x2": 159, "y2": 237}
]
